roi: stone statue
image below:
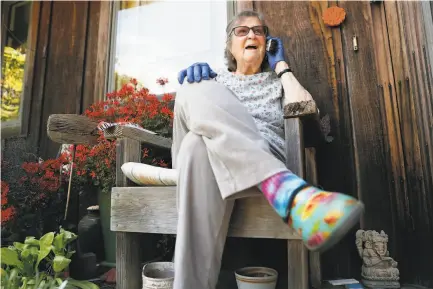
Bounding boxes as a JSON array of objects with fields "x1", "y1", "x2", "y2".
[{"x1": 355, "y1": 230, "x2": 400, "y2": 288}]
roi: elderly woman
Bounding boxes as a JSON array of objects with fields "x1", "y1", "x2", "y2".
[{"x1": 172, "y1": 10, "x2": 364, "y2": 289}]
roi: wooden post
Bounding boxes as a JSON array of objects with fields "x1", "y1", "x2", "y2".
[
  {"x1": 284, "y1": 118, "x2": 308, "y2": 289},
  {"x1": 115, "y1": 138, "x2": 142, "y2": 289},
  {"x1": 305, "y1": 147, "x2": 322, "y2": 288}
]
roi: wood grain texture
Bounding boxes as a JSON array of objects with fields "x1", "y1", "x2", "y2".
[
  {"x1": 21, "y1": 1, "x2": 41, "y2": 137},
  {"x1": 104, "y1": 126, "x2": 172, "y2": 149},
  {"x1": 369, "y1": 0, "x2": 404, "y2": 259},
  {"x1": 256, "y1": 1, "x2": 359, "y2": 279},
  {"x1": 38, "y1": 1, "x2": 89, "y2": 158},
  {"x1": 111, "y1": 187, "x2": 300, "y2": 240},
  {"x1": 93, "y1": 1, "x2": 111, "y2": 106},
  {"x1": 339, "y1": 1, "x2": 393, "y2": 232},
  {"x1": 27, "y1": 1, "x2": 52, "y2": 155},
  {"x1": 116, "y1": 138, "x2": 141, "y2": 187},
  {"x1": 115, "y1": 138, "x2": 142, "y2": 289},
  {"x1": 116, "y1": 232, "x2": 141, "y2": 289},
  {"x1": 284, "y1": 118, "x2": 304, "y2": 177},
  {"x1": 287, "y1": 240, "x2": 308, "y2": 289},
  {"x1": 82, "y1": 1, "x2": 101, "y2": 111},
  {"x1": 305, "y1": 148, "x2": 321, "y2": 289},
  {"x1": 390, "y1": 2, "x2": 433, "y2": 285}
]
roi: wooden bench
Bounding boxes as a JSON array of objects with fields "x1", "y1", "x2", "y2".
[{"x1": 109, "y1": 100, "x2": 325, "y2": 289}]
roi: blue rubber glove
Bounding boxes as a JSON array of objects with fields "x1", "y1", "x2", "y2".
[
  {"x1": 177, "y1": 62, "x2": 217, "y2": 84},
  {"x1": 266, "y1": 36, "x2": 286, "y2": 70}
]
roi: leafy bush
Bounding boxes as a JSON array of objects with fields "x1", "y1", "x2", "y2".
[{"x1": 0, "y1": 229, "x2": 99, "y2": 289}]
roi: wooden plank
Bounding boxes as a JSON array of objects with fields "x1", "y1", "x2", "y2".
[
  {"x1": 338, "y1": 0, "x2": 393, "y2": 232},
  {"x1": 382, "y1": 1, "x2": 424, "y2": 279},
  {"x1": 305, "y1": 148, "x2": 321, "y2": 289},
  {"x1": 111, "y1": 187, "x2": 300, "y2": 240},
  {"x1": 393, "y1": 2, "x2": 433, "y2": 284},
  {"x1": 421, "y1": 1, "x2": 433, "y2": 92},
  {"x1": 116, "y1": 138, "x2": 141, "y2": 187},
  {"x1": 236, "y1": 1, "x2": 253, "y2": 13},
  {"x1": 115, "y1": 138, "x2": 142, "y2": 289},
  {"x1": 38, "y1": 1, "x2": 89, "y2": 158},
  {"x1": 27, "y1": 1, "x2": 52, "y2": 155},
  {"x1": 410, "y1": 2, "x2": 433, "y2": 193},
  {"x1": 116, "y1": 232, "x2": 141, "y2": 289},
  {"x1": 283, "y1": 100, "x2": 317, "y2": 118},
  {"x1": 318, "y1": 0, "x2": 361, "y2": 279},
  {"x1": 20, "y1": 1, "x2": 41, "y2": 137},
  {"x1": 81, "y1": 1, "x2": 100, "y2": 111},
  {"x1": 104, "y1": 126, "x2": 172, "y2": 149},
  {"x1": 287, "y1": 240, "x2": 308, "y2": 289},
  {"x1": 284, "y1": 118, "x2": 304, "y2": 177},
  {"x1": 370, "y1": 0, "x2": 406, "y2": 258},
  {"x1": 93, "y1": 1, "x2": 111, "y2": 105}
]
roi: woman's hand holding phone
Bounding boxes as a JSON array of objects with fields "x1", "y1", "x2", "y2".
[{"x1": 266, "y1": 36, "x2": 286, "y2": 71}]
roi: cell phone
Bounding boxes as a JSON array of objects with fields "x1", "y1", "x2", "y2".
[{"x1": 266, "y1": 38, "x2": 277, "y2": 54}]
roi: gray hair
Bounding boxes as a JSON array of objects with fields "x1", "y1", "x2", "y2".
[{"x1": 224, "y1": 10, "x2": 270, "y2": 72}]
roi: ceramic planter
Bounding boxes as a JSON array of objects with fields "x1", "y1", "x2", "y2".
[
  {"x1": 235, "y1": 267, "x2": 278, "y2": 289},
  {"x1": 142, "y1": 261, "x2": 175, "y2": 289}
]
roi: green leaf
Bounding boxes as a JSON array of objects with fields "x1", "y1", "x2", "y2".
[
  {"x1": 63, "y1": 279, "x2": 99, "y2": 289},
  {"x1": 36, "y1": 232, "x2": 54, "y2": 267},
  {"x1": 65, "y1": 251, "x2": 76, "y2": 259},
  {"x1": 53, "y1": 256, "x2": 71, "y2": 273},
  {"x1": 0, "y1": 248, "x2": 23, "y2": 269},
  {"x1": 61, "y1": 230, "x2": 77, "y2": 245},
  {"x1": 24, "y1": 237, "x2": 39, "y2": 246},
  {"x1": 13, "y1": 242, "x2": 25, "y2": 251},
  {"x1": 53, "y1": 234, "x2": 64, "y2": 255}
]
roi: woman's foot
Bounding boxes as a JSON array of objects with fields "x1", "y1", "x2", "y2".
[
  {"x1": 258, "y1": 171, "x2": 363, "y2": 252},
  {"x1": 289, "y1": 188, "x2": 364, "y2": 252}
]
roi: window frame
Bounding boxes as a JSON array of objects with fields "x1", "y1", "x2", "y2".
[{"x1": 1, "y1": 1, "x2": 39, "y2": 139}]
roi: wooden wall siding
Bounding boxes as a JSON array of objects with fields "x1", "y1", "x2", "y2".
[
  {"x1": 245, "y1": 0, "x2": 433, "y2": 285},
  {"x1": 37, "y1": 1, "x2": 88, "y2": 158},
  {"x1": 24, "y1": 1, "x2": 110, "y2": 158}
]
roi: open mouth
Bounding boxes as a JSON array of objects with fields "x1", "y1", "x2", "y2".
[{"x1": 245, "y1": 45, "x2": 258, "y2": 50}]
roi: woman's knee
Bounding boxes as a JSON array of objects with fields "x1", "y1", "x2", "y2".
[
  {"x1": 175, "y1": 81, "x2": 234, "y2": 106},
  {"x1": 177, "y1": 133, "x2": 208, "y2": 166}
]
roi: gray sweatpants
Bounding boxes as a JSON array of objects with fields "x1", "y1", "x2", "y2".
[{"x1": 171, "y1": 81, "x2": 287, "y2": 289}]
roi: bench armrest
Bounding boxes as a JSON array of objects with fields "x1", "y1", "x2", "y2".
[
  {"x1": 284, "y1": 100, "x2": 324, "y2": 148},
  {"x1": 103, "y1": 126, "x2": 172, "y2": 150}
]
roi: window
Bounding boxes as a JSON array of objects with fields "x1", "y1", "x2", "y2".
[
  {"x1": 109, "y1": 0, "x2": 231, "y2": 96},
  {"x1": 1, "y1": 1, "x2": 34, "y2": 137}
]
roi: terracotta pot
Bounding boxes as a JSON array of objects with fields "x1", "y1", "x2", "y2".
[{"x1": 235, "y1": 267, "x2": 278, "y2": 289}]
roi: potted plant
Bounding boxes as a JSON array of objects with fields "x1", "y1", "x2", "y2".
[{"x1": 70, "y1": 78, "x2": 174, "y2": 266}]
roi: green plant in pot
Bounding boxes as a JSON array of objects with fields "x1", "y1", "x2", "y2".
[{"x1": 0, "y1": 228, "x2": 99, "y2": 289}]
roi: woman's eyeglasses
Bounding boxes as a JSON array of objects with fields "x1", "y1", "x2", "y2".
[{"x1": 230, "y1": 25, "x2": 268, "y2": 37}]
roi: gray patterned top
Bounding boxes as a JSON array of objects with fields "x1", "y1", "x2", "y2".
[{"x1": 215, "y1": 69, "x2": 286, "y2": 162}]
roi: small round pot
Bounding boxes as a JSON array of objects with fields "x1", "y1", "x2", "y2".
[
  {"x1": 235, "y1": 267, "x2": 278, "y2": 289},
  {"x1": 142, "y1": 262, "x2": 174, "y2": 289}
]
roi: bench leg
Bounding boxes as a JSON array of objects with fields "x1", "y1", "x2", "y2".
[
  {"x1": 116, "y1": 232, "x2": 141, "y2": 289},
  {"x1": 305, "y1": 147, "x2": 322, "y2": 288},
  {"x1": 287, "y1": 239, "x2": 308, "y2": 289}
]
